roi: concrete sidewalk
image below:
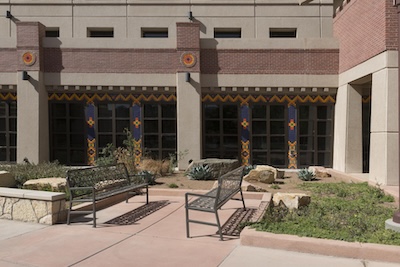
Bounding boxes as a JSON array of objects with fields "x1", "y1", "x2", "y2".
[{"x1": 0, "y1": 189, "x2": 399, "y2": 267}]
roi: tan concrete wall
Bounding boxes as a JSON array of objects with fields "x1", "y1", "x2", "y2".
[
  {"x1": 45, "y1": 73, "x2": 177, "y2": 87},
  {"x1": 201, "y1": 74, "x2": 338, "y2": 88},
  {"x1": 335, "y1": 51, "x2": 399, "y2": 186},
  {"x1": 333, "y1": 83, "x2": 362, "y2": 173},
  {"x1": 369, "y1": 68, "x2": 399, "y2": 186},
  {"x1": 17, "y1": 71, "x2": 49, "y2": 163},
  {"x1": 1, "y1": 0, "x2": 333, "y2": 41}
]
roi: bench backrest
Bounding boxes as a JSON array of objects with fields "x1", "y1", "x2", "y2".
[
  {"x1": 215, "y1": 165, "x2": 245, "y2": 208},
  {"x1": 66, "y1": 163, "x2": 130, "y2": 198}
]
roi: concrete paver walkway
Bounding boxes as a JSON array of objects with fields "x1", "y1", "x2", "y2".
[{"x1": 1, "y1": 190, "x2": 399, "y2": 267}]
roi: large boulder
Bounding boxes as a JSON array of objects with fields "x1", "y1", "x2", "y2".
[
  {"x1": 0, "y1": 171, "x2": 15, "y2": 187},
  {"x1": 272, "y1": 193, "x2": 311, "y2": 210},
  {"x1": 308, "y1": 166, "x2": 331, "y2": 178},
  {"x1": 244, "y1": 165, "x2": 281, "y2": 184},
  {"x1": 211, "y1": 180, "x2": 267, "y2": 192},
  {"x1": 186, "y1": 159, "x2": 240, "y2": 180},
  {"x1": 23, "y1": 178, "x2": 66, "y2": 192}
]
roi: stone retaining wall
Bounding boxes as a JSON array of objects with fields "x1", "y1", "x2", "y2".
[{"x1": 0, "y1": 188, "x2": 66, "y2": 225}]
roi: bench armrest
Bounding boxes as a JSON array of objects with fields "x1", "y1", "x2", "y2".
[{"x1": 185, "y1": 192, "x2": 217, "y2": 204}]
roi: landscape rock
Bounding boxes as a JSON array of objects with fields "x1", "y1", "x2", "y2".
[
  {"x1": 0, "y1": 171, "x2": 16, "y2": 187},
  {"x1": 211, "y1": 180, "x2": 267, "y2": 192},
  {"x1": 309, "y1": 166, "x2": 331, "y2": 178},
  {"x1": 244, "y1": 165, "x2": 278, "y2": 184},
  {"x1": 23, "y1": 178, "x2": 66, "y2": 192},
  {"x1": 272, "y1": 192, "x2": 311, "y2": 210},
  {"x1": 186, "y1": 159, "x2": 240, "y2": 180}
]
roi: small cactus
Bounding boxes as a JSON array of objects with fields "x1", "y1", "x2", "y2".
[
  {"x1": 186, "y1": 165, "x2": 212, "y2": 180},
  {"x1": 298, "y1": 168, "x2": 316, "y2": 181}
]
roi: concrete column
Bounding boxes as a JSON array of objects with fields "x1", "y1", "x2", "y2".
[
  {"x1": 369, "y1": 68, "x2": 399, "y2": 185},
  {"x1": 17, "y1": 71, "x2": 48, "y2": 163},
  {"x1": 176, "y1": 72, "x2": 201, "y2": 170},
  {"x1": 176, "y1": 22, "x2": 201, "y2": 170},
  {"x1": 333, "y1": 83, "x2": 363, "y2": 173},
  {"x1": 16, "y1": 22, "x2": 49, "y2": 163}
]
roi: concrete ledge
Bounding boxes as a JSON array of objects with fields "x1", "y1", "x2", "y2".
[
  {"x1": 0, "y1": 187, "x2": 65, "y2": 201},
  {"x1": 240, "y1": 227, "x2": 400, "y2": 264},
  {"x1": 0, "y1": 187, "x2": 66, "y2": 225}
]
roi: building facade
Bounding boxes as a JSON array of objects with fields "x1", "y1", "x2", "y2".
[{"x1": 0, "y1": 0, "x2": 398, "y2": 185}]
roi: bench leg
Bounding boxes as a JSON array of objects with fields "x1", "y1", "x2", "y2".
[
  {"x1": 145, "y1": 185, "x2": 149, "y2": 204},
  {"x1": 67, "y1": 201, "x2": 73, "y2": 225},
  {"x1": 185, "y1": 208, "x2": 190, "y2": 238},
  {"x1": 215, "y1": 211, "x2": 223, "y2": 241},
  {"x1": 240, "y1": 189, "x2": 246, "y2": 210},
  {"x1": 185, "y1": 194, "x2": 190, "y2": 238},
  {"x1": 92, "y1": 195, "x2": 96, "y2": 228}
]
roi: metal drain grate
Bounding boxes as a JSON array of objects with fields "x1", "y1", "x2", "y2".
[
  {"x1": 105, "y1": 200, "x2": 170, "y2": 225},
  {"x1": 217, "y1": 208, "x2": 257, "y2": 236}
]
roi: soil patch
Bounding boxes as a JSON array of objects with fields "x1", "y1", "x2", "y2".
[{"x1": 150, "y1": 170, "x2": 362, "y2": 194}]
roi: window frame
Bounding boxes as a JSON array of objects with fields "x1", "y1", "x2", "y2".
[
  {"x1": 0, "y1": 101, "x2": 17, "y2": 163},
  {"x1": 297, "y1": 104, "x2": 334, "y2": 168},
  {"x1": 250, "y1": 104, "x2": 288, "y2": 168},
  {"x1": 202, "y1": 103, "x2": 240, "y2": 160},
  {"x1": 141, "y1": 28, "x2": 169, "y2": 38},
  {"x1": 269, "y1": 28, "x2": 297, "y2": 38},
  {"x1": 87, "y1": 27, "x2": 114, "y2": 38},
  {"x1": 142, "y1": 103, "x2": 177, "y2": 160},
  {"x1": 49, "y1": 102, "x2": 86, "y2": 165},
  {"x1": 214, "y1": 28, "x2": 242, "y2": 38},
  {"x1": 45, "y1": 27, "x2": 60, "y2": 38}
]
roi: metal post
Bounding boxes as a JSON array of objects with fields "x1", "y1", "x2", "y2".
[{"x1": 395, "y1": 0, "x2": 400, "y2": 224}]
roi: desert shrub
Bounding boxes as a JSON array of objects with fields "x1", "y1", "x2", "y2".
[
  {"x1": 96, "y1": 143, "x2": 116, "y2": 166},
  {"x1": 298, "y1": 168, "x2": 316, "y2": 181},
  {"x1": 0, "y1": 161, "x2": 66, "y2": 188},
  {"x1": 96, "y1": 129, "x2": 138, "y2": 174},
  {"x1": 243, "y1": 165, "x2": 256, "y2": 176},
  {"x1": 137, "y1": 170, "x2": 156, "y2": 185},
  {"x1": 168, "y1": 183, "x2": 179, "y2": 188},
  {"x1": 139, "y1": 158, "x2": 170, "y2": 176},
  {"x1": 186, "y1": 165, "x2": 212, "y2": 180},
  {"x1": 167, "y1": 150, "x2": 189, "y2": 173}
]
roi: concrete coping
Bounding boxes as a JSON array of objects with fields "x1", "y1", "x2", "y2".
[{"x1": 0, "y1": 187, "x2": 65, "y2": 201}]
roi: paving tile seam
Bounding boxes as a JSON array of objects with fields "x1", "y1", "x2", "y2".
[
  {"x1": 0, "y1": 258, "x2": 37, "y2": 267},
  {"x1": 68, "y1": 201, "x2": 187, "y2": 266},
  {"x1": 216, "y1": 244, "x2": 241, "y2": 267},
  {"x1": 133, "y1": 201, "x2": 186, "y2": 235},
  {"x1": 68, "y1": 233, "x2": 136, "y2": 267}
]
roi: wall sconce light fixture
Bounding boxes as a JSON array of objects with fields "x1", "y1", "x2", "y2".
[
  {"x1": 22, "y1": 71, "x2": 30, "y2": 80},
  {"x1": 185, "y1": 72, "x2": 190, "y2": 82},
  {"x1": 188, "y1": 11, "x2": 193, "y2": 21}
]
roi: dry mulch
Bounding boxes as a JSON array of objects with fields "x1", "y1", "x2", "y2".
[{"x1": 150, "y1": 170, "x2": 359, "y2": 194}]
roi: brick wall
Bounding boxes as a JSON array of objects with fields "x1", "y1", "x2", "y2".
[
  {"x1": 333, "y1": 0, "x2": 397, "y2": 73},
  {"x1": 176, "y1": 22, "x2": 200, "y2": 50},
  {"x1": 0, "y1": 49, "x2": 17, "y2": 72},
  {"x1": 201, "y1": 49, "x2": 339, "y2": 75},
  {"x1": 43, "y1": 48, "x2": 338, "y2": 75},
  {"x1": 386, "y1": 0, "x2": 398, "y2": 50},
  {"x1": 16, "y1": 22, "x2": 45, "y2": 71},
  {"x1": 44, "y1": 48, "x2": 180, "y2": 73}
]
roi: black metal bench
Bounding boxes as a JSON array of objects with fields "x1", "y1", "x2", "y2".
[
  {"x1": 185, "y1": 166, "x2": 246, "y2": 240},
  {"x1": 66, "y1": 163, "x2": 148, "y2": 227}
]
